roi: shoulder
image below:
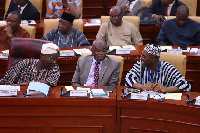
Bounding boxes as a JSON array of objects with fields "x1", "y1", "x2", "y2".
[
  {"x1": 188, "y1": 18, "x2": 200, "y2": 25},
  {"x1": 176, "y1": 0, "x2": 184, "y2": 5},
  {"x1": 160, "y1": 61, "x2": 176, "y2": 69},
  {"x1": 78, "y1": 55, "x2": 93, "y2": 62},
  {"x1": 137, "y1": 1, "x2": 147, "y2": 7}
]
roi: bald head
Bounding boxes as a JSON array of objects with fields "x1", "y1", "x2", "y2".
[
  {"x1": 176, "y1": 5, "x2": 189, "y2": 27},
  {"x1": 92, "y1": 40, "x2": 108, "y2": 61},
  {"x1": 110, "y1": 6, "x2": 123, "y2": 16},
  {"x1": 109, "y1": 6, "x2": 123, "y2": 26}
]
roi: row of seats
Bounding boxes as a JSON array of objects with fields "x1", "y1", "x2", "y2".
[
  {"x1": 3, "y1": 0, "x2": 198, "y2": 20},
  {"x1": 1, "y1": 15, "x2": 200, "y2": 39}
]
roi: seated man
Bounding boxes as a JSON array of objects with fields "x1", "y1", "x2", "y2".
[
  {"x1": 0, "y1": 43, "x2": 60, "y2": 86},
  {"x1": 157, "y1": 5, "x2": 200, "y2": 46},
  {"x1": 143, "y1": 0, "x2": 184, "y2": 22},
  {"x1": 72, "y1": 39, "x2": 120, "y2": 86},
  {"x1": 42, "y1": 12, "x2": 90, "y2": 47},
  {"x1": 5, "y1": 0, "x2": 40, "y2": 20},
  {"x1": 117, "y1": 0, "x2": 147, "y2": 17},
  {"x1": 96, "y1": 6, "x2": 143, "y2": 46},
  {"x1": 45, "y1": 0, "x2": 81, "y2": 19},
  {"x1": 0, "y1": 11, "x2": 30, "y2": 49},
  {"x1": 125, "y1": 44, "x2": 191, "y2": 93}
]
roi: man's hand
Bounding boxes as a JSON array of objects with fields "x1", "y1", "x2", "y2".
[
  {"x1": 143, "y1": 82, "x2": 154, "y2": 91},
  {"x1": 153, "y1": 83, "x2": 167, "y2": 93},
  {"x1": 50, "y1": 13, "x2": 60, "y2": 19},
  {"x1": 153, "y1": 14, "x2": 166, "y2": 22},
  {"x1": 4, "y1": 25, "x2": 13, "y2": 37},
  {"x1": 121, "y1": 6, "x2": 130, "y2": 13}
]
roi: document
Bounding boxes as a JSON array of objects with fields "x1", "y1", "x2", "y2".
[
  {"x1": 165, "y1": 93, "x2": 182, "y2": 100},
  {"x1": 73, "y1": 48, "x2": 91, "y2": 55},
  {"x1": 27, "y1": 82, "x2": 50, "y2": 97},
  {"x1": 141, "y1": 91, "x2": 167, "y2": 99}
]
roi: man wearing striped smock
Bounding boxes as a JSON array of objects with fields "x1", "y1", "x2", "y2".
[
  {"x1": 125, "y1": 44, "x2": 191, "y2": 93},
  {"x1": 0, "y1": 43, "x2": 60, "y2": 87}
]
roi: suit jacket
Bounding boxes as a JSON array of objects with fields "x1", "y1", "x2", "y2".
[
  {"x1": 117, "y1": 0, "x2": 147, "y2": 17},
  {"x1": 5, "y1": 0, "x2": 40, "y2": 20},
  {"x1": 72, "y1": 55, "x2": 120, "y2": 86},
  {"x1": 143, "y1": 0, "x2": 184, "y2": 17}
]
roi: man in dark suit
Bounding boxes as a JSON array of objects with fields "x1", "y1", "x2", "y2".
[
  {"x1": 116, "y1": 0, "x2": 147, "y2": 17},
  {"x1": 72, "y1": 39, "x2": 120, "y2": 86},
  {"x1": 5, "y1": 0, "x2": 40, "y2": 20},
  {"x1": 143, "y1": 0, "x2": 184, "y2": 22}
]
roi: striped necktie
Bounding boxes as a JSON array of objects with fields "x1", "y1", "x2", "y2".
[{"x1": 94, "y1": 62, "x2": 99, "y2": 86}]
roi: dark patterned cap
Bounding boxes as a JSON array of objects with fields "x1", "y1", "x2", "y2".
[
  {"x1": 144, "y1": 44, "x2": 161, "y2": 57},
  {"x1": 61, "y1": 12, "x2": 75, "y2": 23}
]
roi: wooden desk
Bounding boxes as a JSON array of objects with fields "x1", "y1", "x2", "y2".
[
  {"x1": 0, "y1": 86, "x2": 116, "y2": 133},
  {"x1": 117, "y1": 87, "x2": 200, "y2": 133}
]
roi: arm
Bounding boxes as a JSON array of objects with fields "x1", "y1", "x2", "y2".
[
  {"x1": 108, "y1": 61, "x2": 120, "y2": 86},
  {"x1": 156, "y1": 26, "x2": 167, "y2": 45},
  {"x1": 96, "y1": 23, "x2": 107, "y2": 43},
  {"x1": 4, "y1": 25, "x2": 14, "y2": 48},
  {"x1": 153, "y1": 83, "x2": 180, "y2": 93},
  {"x1": 45, "y1": 0, "x2": 60, "y2": 19},
  {"x1": 64, "y1": 0, "x2": 81, "y2": 19},
  {"x1": 45, "y1": 66, "x2": 60, "y2": 86},
  {"x1": 131, "y1": 25, "x2": 143, "y2": 45}
]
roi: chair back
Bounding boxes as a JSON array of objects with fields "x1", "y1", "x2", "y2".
[
  {"x1": 30, "y1": 0, "x2": 43, "y2": 19},
  {"x1": 160, "y1": 52, "x2": 187, "y2": 76},
  {"x1": 4, "y1": 0, "x2": 11, "y2": 19},
  {"x1": 167, "y1": 16, "x2": 200, "y2": 23},
  {"x1": 180, "y1": 0, "x2": 197, "y2": 16},
  {"x1": 46, "y1": 0, "x2": 82, "y2": 18},
  {"x1": 140, "y1": 0, "x2": 152, "y2": 8},
  {"x1": 101, "y1": 16, "x2": 140, "y2": 30},
  {"x1": 43, "y1": 19, "x2": 83, "y2": 36},
  {"x1": 81, "y1": 53, "x2": 124, "y2": 86},
  {"x1": 20, "y1": 25, "x2": 36, "y2": 38},
  {"x1": 7, "y1": 38, "x2": 52, "y2": 70}
]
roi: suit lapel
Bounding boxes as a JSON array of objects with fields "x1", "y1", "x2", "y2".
[
  {"x1": 98, "y1": 57, "x2": 108, "y2": 85},
  {"x1": 21, "y1": 2, "x2": 30, "y2": 19},
  {"x1": 83, "y1": 56, "x2": 93, "y2": 84}
]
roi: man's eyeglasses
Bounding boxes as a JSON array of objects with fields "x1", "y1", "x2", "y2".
[{"x1": 109, "y1": 15, "x2": 121, "y2": 19}]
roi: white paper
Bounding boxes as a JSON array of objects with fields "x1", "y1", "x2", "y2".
[
  {"x1": 167, "y1": 49, "x2": 182, "y2": 54},
  {"x1": 0, "y1": 21, "x2": 6, "y2": 24},
  {"x1": 65, "y1": 86, "x2": 74, "y2": 91},
  {"x1": 116, "y1": 49, "x2": 130, "y2": 54},
  {"x1": 59, "y1": 50, "x2": 74, "y2": 56},
  {"x1": 21, "y1": 20, "x2": 36, "y2": 25},
  {"x1": 84, "y1": 23, "x2": 100, "y2": 26},
  {"x1": 122, "y1": 45, "x2": 136, "y2": 50},
  {"x1": 165, "y1": 93, "x2": 182, "y2": 100},
  {"x1": 109, "y1": 46, "x2": 121, "y2": 51},
  {"x1": 190, "y1": 48, "x2": 199, "y2": 53},
  {"x1": 73, "y1": 48, "x2": 91, "y2": 55},
  {"x1": 0, "y1": 85, "x2": 20, "y2": 91},
  {"x1": 177, "y1": 47, "x2": 190, "y2": 52},
  {"x1": 160, "y1": 46, "x2": 172, "y2": 51},
  {"x1": 77, "y1": 87, "x2": 90, "y2": 93},
  {"x1": 27, "y1": 82, "x2": 50, "y2": 96},
  {"x1": 70, "y1": 90, "x2": 88, "y2": 97},
  {"x1": 1, "y1": 50, "x2": 9, "y2": 53},
  {"x1": 91, "y1": 89, "x2": 105, "y2": 95},
  {"x1": 141, "y1": 91, "x2": 167, "y2": 99}
]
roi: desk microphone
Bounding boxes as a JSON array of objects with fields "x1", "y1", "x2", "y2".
[
  {"x1": 60, "y1": 86, "x2": 63, "y2": 96},
  {"x1": 186, "y1": 93, "x2": 196, "y2": 105}
]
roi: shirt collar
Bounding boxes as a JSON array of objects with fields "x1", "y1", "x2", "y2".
[
  {"x1": 18, "y1": 3, "x2": 28, "y2": 14},
  {"x1": 168, "y1": 1, "x2": 175, "y2": 8}
]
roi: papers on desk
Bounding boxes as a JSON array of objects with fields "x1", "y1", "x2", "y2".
[
  {"x1": 195, "y1": 96, "x2": 200, "y2": 106},
  {"x1": 141, "y1": 91, "x2": 167, "y2": 99},
  {"x1": 90, "y1": 89, "x2": 109, "y2": 98},
  {"x1": 122, "y1": 45, "x2": 136, "y2": 50},
  {"x1": 0, "y1": 50, "x2": 9, "y2": 58},
  {"x1": 77, "y1": 87, "x2": 90, "y2": 93},
  {"x1": 165, "y1": 93, "x2": 182, "y2": 100},
  {"x1": 190, "y1": 48, "x2": 199, "y2": 53},
  {"x1": 108, "y1": 45, "x2": 135, "y2": 54},
  {"x1": 0, "y1": 21, "x2": 6, "y2": 25},
  {"x1": 59, "y1": 50, "x2": 74, "y2": 56},
  {"x1": 160, "y1": 46, "x2": 172, "y2": 51},
  {"x1": 0, "y1": 85, "x2": 20, "y2": 96},
  {"x1": 109, "y1": 46, "x2": 121, "y2": 51},
  {"x1": 73, "y1": 48, "x2": 91, "y2": 55},
  {"x1": 65, "y1": 86, "x2": 74, "y2": 91},
  {"x1": 21, "y1": 20, "x2": 36, "y2": 25},
  {"x1": 27, "y1": 82, "x2": 50, "y2": 97},
  {"x1": 84, "y1": 20, "x2": 100, "y2": 26}
]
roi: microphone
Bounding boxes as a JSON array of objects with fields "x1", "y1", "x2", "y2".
[
  {"x1": 60, "y1": 86, "x2": 63, "y2": 96},
  {"x1": 186, "y1": 92, "x2": 196, "y2": 105}
]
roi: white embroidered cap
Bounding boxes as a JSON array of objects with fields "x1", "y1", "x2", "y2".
[
  {"x1": 41, "y1": 43, "x2": 59, "y2": 54},
  {"x1": 144, "y1": 44, "x2": 161, "y2": 57}
]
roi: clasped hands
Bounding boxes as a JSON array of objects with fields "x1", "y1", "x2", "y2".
[{"x1": 143, "y1": 82, "x2": 167, "y2": 93}]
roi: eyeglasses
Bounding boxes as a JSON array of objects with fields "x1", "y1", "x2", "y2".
[
  {"x1": 140, "y1": 55, "x2": 152, "y2": 60},
  {"x1": 109, "y1": 15, "x2": 121, "y2": 19}
]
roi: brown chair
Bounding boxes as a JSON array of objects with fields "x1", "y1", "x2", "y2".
[
  {"x1": 4, "y1": 0, "x2": 11, "y2": 19},
  {"x1": 7, "y1": 38, "x2": 52, "y2": 70},
  {"x1": 81, "y1": 53, "x2": 124, "y2": 86},
  {"x1": 100, "y1": 16, "x2": 140, "y2": 30},
  {"x1": 160, "y1": 52, "x2": 187, "y2": 77},
  {"x1": 43, "y1": 19, "x2": 83, "y2": 36},
  {"x1": 140, "y1": 0, "x2": 152, "y2": 8},
  {"x1": 180, "y1": 0, "x2": 197, "y2": 16},
  {"x1": 30, "y1": 0, "x2": 43, "y2": 19}
]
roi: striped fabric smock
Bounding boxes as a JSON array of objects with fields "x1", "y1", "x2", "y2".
[
  {"x1": 47, "y1": 0, "x2": 82, "y2": 17},
  {"x1": 1, "y1": 59, "x2": 60, "y2": 86},
  {"x1": 42, "y1": 29, "x2": 90, "y2": 47},
  {"x1": 125, "y1": 60, "x2": 191, "y2": 91}
]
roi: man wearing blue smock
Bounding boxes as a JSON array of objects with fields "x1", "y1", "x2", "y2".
[{"x1": 156, "y1": 5, "x2": 200, "y2": 46}]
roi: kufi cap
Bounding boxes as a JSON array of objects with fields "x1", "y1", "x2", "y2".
[
  {"x1": 41, "y1": 43, "x2": 59, "y2": 54},
  {"x1": 61, "y1": 12, "x2": 75, "y2": 23},
  {"x1": 144, "y1": 44, "x2": 161, "y2": 57}
]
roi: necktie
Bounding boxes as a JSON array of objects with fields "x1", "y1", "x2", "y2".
[
  {"x1": 18, "y1": 7, "x2": 21, "y2": 13},
  {"x1": 164, "y1": 4, "x2": 169, "y2": 16},
  {"x1": 94, "y1": 62, "x2": 99, "y2": 86}
]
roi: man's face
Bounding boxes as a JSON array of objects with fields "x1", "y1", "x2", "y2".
[
  {"x1": 109, "y1": 9, "x2": 122, "y2": 26},
  {"x1": 176, "y1": 12, "x2": 188, "y2": 27},
  {"x1": 6, "y1": 13, "x2": 20, "y2": 30},
  {"x1": 92, "y1": 43, "x2": 108, "y2": 62},
  {"x1": 41, "y1": 53, "x2": 57, "y2": 69},
  {"x1": 14, "y1": 0, "x2": 24, "y2": 5},
  {"x1": 161, "y1": 0, "x2": 174, "y2": 4},
  {"x1": 58, "y1": 19, "x2": 72, "y2": 34},
  {"x1": 140, "y1": 50, "x2": 154, "y2": 67}
]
